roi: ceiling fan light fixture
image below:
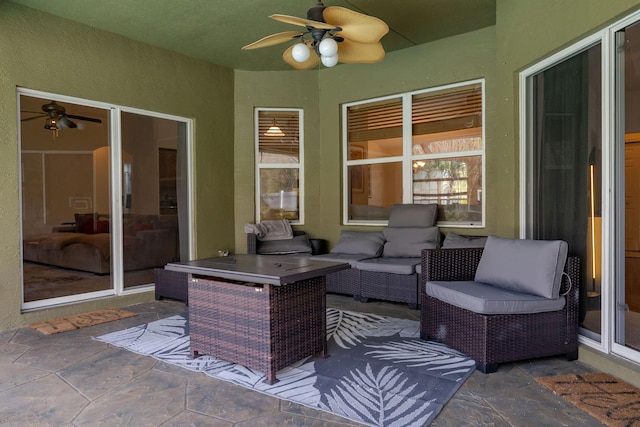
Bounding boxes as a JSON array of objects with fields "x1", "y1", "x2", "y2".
[
  {"x1": 321, "y1": 54, "x2": 339, "y2": 67},
  {"x1": 318, "y1": 37, "x2": 338, "y2": 57},
  {"x1": 292, "y1": 42, "x2": 311, "y2": 62}
]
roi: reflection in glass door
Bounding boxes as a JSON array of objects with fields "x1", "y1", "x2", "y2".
[
  {"x1": 525, "y1": 43, "x2": 603, "y2": 342},
  {"x1": 20, "y1": 94, "x2": 112, "y2": 305},
  {"x1": 615, "y1": 22, "x2": 640, "y2": 354},
  {"x1": 20, "y1": 91, "x2": 190, "y2": 308}
]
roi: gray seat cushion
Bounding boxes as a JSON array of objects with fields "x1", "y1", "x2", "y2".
[
  {"x1": 313, "y1": 253, "x2": 374, "y2": 267},
  {"x1": 426, "y1": 280, "x2": 566, "y2": 314},
  {"x1": 474, "y1": 236, "x2": 568, "y2": 299},
  {"x1": 357, "y1": 257, "x2": 420, "y2": 275}
]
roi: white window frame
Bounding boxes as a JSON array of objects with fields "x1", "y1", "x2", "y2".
[
  {"x1": 254, "y1": 107, "x2": 305, "y2": 225},
  {"x1": 342, "y1": 79, "x2": 486, "y2": 227}
]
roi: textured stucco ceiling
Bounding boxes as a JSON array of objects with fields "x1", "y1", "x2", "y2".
[{"x1": 10, "y1": 0, "x2": 496, "y2": 71}]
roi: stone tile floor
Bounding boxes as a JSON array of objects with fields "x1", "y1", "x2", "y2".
[{"x1": 0, "y1": 294, "x2": 603, "y2": 426}]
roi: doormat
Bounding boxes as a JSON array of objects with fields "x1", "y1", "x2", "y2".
[
  {"x1": 536, "y1": 372, "x2": 640, "y2": 426},
  {"x1": 30, "y1": 308, "x2": 137, "y2": 335},
  {"x1": 95, "y1": 308, "x2": 476, "y2": 427}
]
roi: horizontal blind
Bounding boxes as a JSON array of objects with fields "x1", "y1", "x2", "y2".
[{"x1": 258, "y1": 111, "x2": 300, "y2": 155}]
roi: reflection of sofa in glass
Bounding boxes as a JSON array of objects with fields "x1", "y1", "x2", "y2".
[{"x1": 23, "y1": 213, "x2": 178, "y2": 274}]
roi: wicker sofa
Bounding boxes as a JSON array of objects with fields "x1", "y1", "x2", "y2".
[
  {"x1": 314, "y1": 204, "x2": 441, "y2": 309},
  {"x1": 420, "y1": 237, "x2": 580, "y2": 373}
]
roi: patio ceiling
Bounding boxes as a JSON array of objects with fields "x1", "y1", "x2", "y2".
[{"x1": 10, "y1": 0, "x2": 496, "y2": 71}]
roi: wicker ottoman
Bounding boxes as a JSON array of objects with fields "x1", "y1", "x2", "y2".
[
  {"x1": 154, "y1": 268, "x2": 188, "y2": 304},
  {"x1": 188, "y1": 275, "x2": 327, "y2": 384}
]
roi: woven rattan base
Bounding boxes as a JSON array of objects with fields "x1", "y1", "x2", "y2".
[
  {"x1": 360, "y1": 270, "x2": 418, "y2": 308},
  {"x1": 188, "y1": 275, "x2": 327, "y2": 384},
  {"x1": 154, "y1": 268, "x2": 188, "y2": 304}
]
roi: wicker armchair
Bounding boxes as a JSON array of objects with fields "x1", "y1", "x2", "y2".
[{"x1": 420, "y1": 247, "x2": 580, "y2": 373}]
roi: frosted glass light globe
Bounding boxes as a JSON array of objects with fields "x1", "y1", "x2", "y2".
[
  {"x1": 291, "y1": 43, "x2": 311, "y2": 62},
  {"x1": 318, "y1": 38, "x2": 338, "y2": 57},
  {"x1": 321, "y1": 54, "x2": 338, "y2": 67}
]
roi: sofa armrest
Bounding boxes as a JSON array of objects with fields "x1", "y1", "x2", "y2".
[
  {"x1": 247, "y1": 230, "x2": 307, "y2": 254},
  {"x1": 420, "y1": 247, "x2": 484, "y2": 292}
]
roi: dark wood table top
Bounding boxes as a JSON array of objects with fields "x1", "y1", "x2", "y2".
[{"x1": 165, "y1": 254, "x2": 350, "y2": 285}]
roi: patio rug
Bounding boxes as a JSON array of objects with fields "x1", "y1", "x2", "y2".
[
  {"x1": 537, "y1": 372, "x2": 640, "y2": 426},
  {"x1": 95, "y1": 308, "x2": 476, "y2": 427},
  {"x1": 30, "y1": 308, "x2": 137, "y2": 335}
]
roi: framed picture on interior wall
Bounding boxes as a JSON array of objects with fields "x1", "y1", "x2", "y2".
[{"x1": 350, "y1": 146, "x2": 365, "y2": 192}]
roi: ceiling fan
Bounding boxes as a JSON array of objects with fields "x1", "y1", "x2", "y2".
[
  {"x1": 242, "y1": 1, "x2": 389, "y2": 70},
  {"x1": 21, "y1": 101, "x2": 103, "y2": 134}
]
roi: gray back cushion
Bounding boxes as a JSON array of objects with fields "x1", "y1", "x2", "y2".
[
  {"x1": 442, "y1": 232, "x2": 487, "y2": 248},
  {"x1": 382, "y1": 226, "x2": 440, "y2": 257},
  {"x1": 474, "y1": 236, "x2": 568, "y2": 299},
  {"x1": 331, "y1": 230, "x2": 385, "y2": 257},
  {"x1": 387, "y1": 204, "x2": 438, "y2": 227}
]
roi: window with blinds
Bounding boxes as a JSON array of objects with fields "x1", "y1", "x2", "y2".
[
  {"x1": 343, "y1": 81, "x2": 484, "y2": 226},
  {"x1": 255, "y1": 108, "x2": 304, "y2": 224}
]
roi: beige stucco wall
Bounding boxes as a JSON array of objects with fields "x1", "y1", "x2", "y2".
[{"x1": 0, "y1": 2, "x2": 235, "y2": 329}]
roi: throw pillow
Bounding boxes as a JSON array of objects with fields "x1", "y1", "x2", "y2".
[
  {"x1": 382, "y1": 226, "x2": 440, "y2": 257},
  {"x1": 442, "y1": 232, "x2": 487, "y2": 248},
  {"x1": 474, "y1": 236, "x2": 568, "y2": 299},
  {"x1": 330, "y1": 230, "x2": 385, "y2": 257},
  {"x1": 387, "y1": 204, "x2": 438, "y2": 227},
  {"x1": 257, "y1": 234, "x2": 313, "y2": 255},
  {"x1": 75, "y1": 213, "x2": 97, "y2": 233}
]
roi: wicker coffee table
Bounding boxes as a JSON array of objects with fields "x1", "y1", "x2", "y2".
[{"x1": 165, "y1": 254, "x2": 349, "y2": 384}]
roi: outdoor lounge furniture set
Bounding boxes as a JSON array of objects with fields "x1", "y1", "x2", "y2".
[{"x1": 162, "y1": 203, "x2": 581, "y2": 374}]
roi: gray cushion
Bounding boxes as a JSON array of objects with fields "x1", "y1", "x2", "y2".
[
  {"x1": 442, "y1": 232, "x2": 487, "y2": 248},
  {"x1": 425, "y1": 280, "x2": 566, "y2": 314},
  {"x1": 330, "y1": 231, "x2": 385, "y2": 257},
  {"x1": 313, "y1": 253, "x2": 374, "y2": 267},
  {"x1": 382, "y1": 226, "x2": 439, "y2": 257},
  {"x1": 257, "y1": 234, "x2": 312, "y2": 255},
  {"x1": 356, "y1": 257, "x2": 420, "y2": 275},
  {"x1": 474, "y1": 236, "x2": 568, "y2": 299},
  {"x1": 387, "y1": 204, "x2": 438, "y2": 227}
]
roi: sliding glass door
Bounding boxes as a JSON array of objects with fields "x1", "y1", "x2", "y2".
[
  {"x1": 524, "y1": 43, "x2": 603, "y2": 342},
  {"x1": 20, "y1": 90, "x2": 191, "y2": 309}
]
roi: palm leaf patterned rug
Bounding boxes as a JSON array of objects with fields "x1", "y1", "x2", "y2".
[{"x1": 95, "y1": 308, "x2": 475, "y2": 427}]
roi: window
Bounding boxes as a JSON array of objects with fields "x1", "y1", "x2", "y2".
[
  {"x1": 343, "y1": 81, "x2": 484, "y2": 226},
  {"x1": 255, "y1": 108, "x2": 304, "y2": 224}
]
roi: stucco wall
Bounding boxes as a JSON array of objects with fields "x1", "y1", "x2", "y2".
[{"x1": 0, "y1": 2, "x2": 235, "y2": 329}]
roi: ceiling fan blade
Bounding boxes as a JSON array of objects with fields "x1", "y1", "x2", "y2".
[
  {"x1": 66, "y1": 114, "x2": 102, "y2": 123},
  {"x1": 283, "y1": 45, "x2": 320, "y2": 70},
  {"x1": 58, "y1": 116, "x2": 77, "y2": 128},
  {"x1": 242, "y1": 31, "x2": 304, "y2": 50},
  {"x1": 323, "y1": 6, "x2": 389, "y2": 44},
  {"x1": 270, "y1": 14, "x2": 336, "y2": 30},
  {"x1": 21, "y1": 115, "x2": 45, "y2": 122},
  {"x1": 338, "y1": 39, "x2": 385, "y2": 64}
]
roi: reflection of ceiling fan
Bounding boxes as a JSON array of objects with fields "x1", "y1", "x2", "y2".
[
  {"x1": 21, "y1": 101, "x2": 103, "y2": 133},
  {"x1": 242, "y1": 1, "x2": 389, "y2": 70}
]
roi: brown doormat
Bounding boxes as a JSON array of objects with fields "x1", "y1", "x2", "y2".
[
  {"x1": 29, "y1": 308, "x2": 137, "y2": 335},
  {"x1": 537, "y1": 372, "x2": 640, "y2": 426}
]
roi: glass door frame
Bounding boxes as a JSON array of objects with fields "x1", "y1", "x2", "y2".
[{"x1": 18, "y1": 87, "x2": 195, "y2": 311}]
